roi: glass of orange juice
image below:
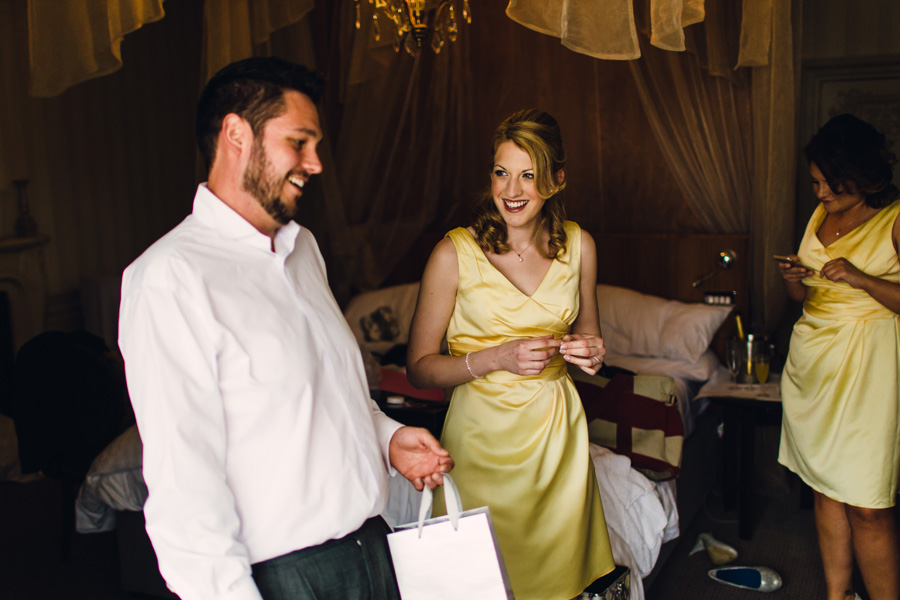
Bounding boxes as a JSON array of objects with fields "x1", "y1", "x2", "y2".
[{"x1": 754, "y1": 346, "x2": 771, "y2": 383}]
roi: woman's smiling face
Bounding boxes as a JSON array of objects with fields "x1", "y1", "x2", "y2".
[{"x1": 490, "y1": 140, "x2": 545, "y2": 229}]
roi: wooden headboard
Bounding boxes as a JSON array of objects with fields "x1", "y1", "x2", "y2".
[{"x1": 384, "y1": 231, "x2": 750, "y2": 360}]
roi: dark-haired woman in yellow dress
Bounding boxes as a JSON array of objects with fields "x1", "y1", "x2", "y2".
[
  {"x1": 406, "y1": 109, "x2": 614, "y2": 599},
  {"x1": 779, "y1": 113, "x2": 900, "y2": 600}
]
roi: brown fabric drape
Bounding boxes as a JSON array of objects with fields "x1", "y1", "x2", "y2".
[
  {"x1": 749, "y1": 0, "x2": 800, "y2": 332},
  {"x1": 26, "y1": 0, "x2": 165, "y2": 97}
]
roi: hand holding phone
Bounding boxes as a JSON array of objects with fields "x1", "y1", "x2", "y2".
[{"x1": 773, "y1": 255, "x2": 814, "y2": 271}]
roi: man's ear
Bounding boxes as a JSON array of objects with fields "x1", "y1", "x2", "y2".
[{"x1": 221, "y1": 113, "x2": 250, "y2": 155}]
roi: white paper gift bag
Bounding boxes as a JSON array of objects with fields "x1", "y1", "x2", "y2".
[{"x1": 387, "y1": 474, "x2": 515, "y2": 600}]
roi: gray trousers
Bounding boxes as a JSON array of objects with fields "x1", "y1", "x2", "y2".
[{"x1": 252, "y1": 517, "x2": 401, "y2": 600}]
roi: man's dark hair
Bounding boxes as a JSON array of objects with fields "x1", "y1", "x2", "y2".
[
  {"x1": 195, "y1": 57, "x2": 325, "y2": 171},
  {"x1": 805, "y1": 113, "x2": 898, "y2": 208}
]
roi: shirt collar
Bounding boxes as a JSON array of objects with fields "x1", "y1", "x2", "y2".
[{"x1": 192, "y1": 183, "x2": 300, "y2": 256}]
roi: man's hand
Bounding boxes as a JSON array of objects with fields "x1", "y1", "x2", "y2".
[{"x1": 389, "y1": 426, "x2": 454, "y2": 491}]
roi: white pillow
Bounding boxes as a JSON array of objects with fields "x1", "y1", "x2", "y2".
[
  {"x1": 597, "y1": 284, "x2": 731, "y2": 363},
  {"x1": 343, "y1": 283, "x2": 421, "y2": 355},
  {"x1": 604, "y1": 349, "x2": 722, "y2": 382}
]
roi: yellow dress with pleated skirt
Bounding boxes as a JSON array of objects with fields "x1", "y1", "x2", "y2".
[
  {"x1": 434, "y1": 221, "x2": 615, "y2": 600},
  {"x1": 779, "y1": 199, "x2": 900, "y2": 508}
]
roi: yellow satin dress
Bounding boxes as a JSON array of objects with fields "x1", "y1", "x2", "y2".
[
  {"x1": 779, "y1": 200, "x2": 900, "y2": 508},
  {"x1": 436, "y1": 222, "x2": 615, "y2": 600}
]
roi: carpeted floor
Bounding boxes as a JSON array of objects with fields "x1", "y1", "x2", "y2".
[
  {"x1": 648, "y1": 484, "x2": 833, "y2": 600},
  {"x1": 0, "y1": 477, "x2": 132, "y2": 600}
]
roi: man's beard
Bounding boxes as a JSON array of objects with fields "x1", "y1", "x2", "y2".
[{"x1": 242, "y1": 138, "x2": 297, "y2": 225}]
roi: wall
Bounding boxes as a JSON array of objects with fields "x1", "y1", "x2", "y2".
[{"x1": 801, "y1": 0, "x2": 900, "y2": 60}]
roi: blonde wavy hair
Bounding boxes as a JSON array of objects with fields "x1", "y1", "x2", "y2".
[{"x1": 472, "y1": 109, "x2": 568, "y2": 259}]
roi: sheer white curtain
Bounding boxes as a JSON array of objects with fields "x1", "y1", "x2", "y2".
[
  {"x1": 629, "y1": 38, "x2": 751, "y2": 234},
  {"x1": 326, "y1": 2, "x2": 477, "y2": 298},
  {"x1": 747, "y1": 0, "x2": 800, "y2": 332},
  {"x1": 506, "y1": 0, "x2": 705, "y2": 59},
  {"x1": 201, "y1": 0, "x2": 315, "y2": 82}
]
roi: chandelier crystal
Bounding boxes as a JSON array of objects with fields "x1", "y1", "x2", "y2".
[{"x1": 354, "y1": 0, "x2": 472, "y2": 55}]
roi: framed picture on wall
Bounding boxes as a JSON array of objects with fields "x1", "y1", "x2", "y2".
[{"x1": 797, "y1": 55, "x2": 900, "y2": 243}]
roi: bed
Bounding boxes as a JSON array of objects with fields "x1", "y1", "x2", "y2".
[{"x1": 74, "y1": 231, "x2": 748, "y2": 599}]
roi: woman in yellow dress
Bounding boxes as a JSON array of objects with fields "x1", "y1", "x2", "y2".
[
  {"x1": 778, "y1": 113, "x2": 900, "y2": 600},
  {"x1": 406, "y1": 109, "x2": 615, "y2": 599}
]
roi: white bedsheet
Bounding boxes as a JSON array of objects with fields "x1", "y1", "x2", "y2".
[{"x1": 590, "y1": 443, "x2": 678, "y2": 600}]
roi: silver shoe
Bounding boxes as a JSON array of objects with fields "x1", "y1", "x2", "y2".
[
  {"x1": 708, "y1": 566, "x2": 783, "y2": 592},
  {"x1": 689, "y1": 532, "x2": 738, "y2": 565}
]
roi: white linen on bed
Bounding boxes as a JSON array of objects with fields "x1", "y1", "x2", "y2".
[
  {"x1": 590, "y1": 443, "x2": 678, "y2": 600},
  {"x1": 76, "y1": 425, "x2": 146, "y2": 533}
]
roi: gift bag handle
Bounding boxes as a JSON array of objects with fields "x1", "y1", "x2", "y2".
[{"x1": 417, "y1": 474, "x2": 462, "y2": 537}]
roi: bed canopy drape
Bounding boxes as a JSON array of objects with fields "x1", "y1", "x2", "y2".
[{"x1": 10, "y1": 0, "x2": 798, "y2": 331}]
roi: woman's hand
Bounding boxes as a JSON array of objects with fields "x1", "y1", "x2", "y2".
[
  {"x1": 560, "y1": 333, "x2": 606, "y2": 376},
  {"x1": 820, "y1": 257, "x2": 868, "y2": 288},
  {"x1": 494, "y1": 335, "x2": 561, "y2": 376},
  {"x1": 778, "y1": 254, "x2": 812, "y2": 303},
  {"x1": 777, "y1": 255, "x2": 814, "y2": 282}
]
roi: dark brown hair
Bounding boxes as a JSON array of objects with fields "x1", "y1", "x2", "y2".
[
  {"x1": 472, "y1": 109, "x2": 568, "y2": 259},
  {"x1": 804, "y1": 113, "x2": 897, "y2": 208},
  {"x1": 195, "y1": 57, "x2": 324, "y2": 172}
]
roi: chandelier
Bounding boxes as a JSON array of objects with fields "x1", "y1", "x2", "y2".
[{"x1": 354, "y1": 0, "x2": 472, "y2": 55}]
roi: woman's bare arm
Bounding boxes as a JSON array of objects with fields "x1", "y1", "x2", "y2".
[{"x1": 562, "y1": 229, "x2": 605, "y2": 376}]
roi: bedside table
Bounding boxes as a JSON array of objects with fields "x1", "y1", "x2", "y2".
[{"x1": 697, "y1": 371, "x2": 782, "y2": 540}]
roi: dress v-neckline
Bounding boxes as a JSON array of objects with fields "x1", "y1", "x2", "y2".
[
  {"x1": 815, "y1": 204, "x2": 882, "y2": 249},
  {"x1": 463, "y1": 229, "x2": 556, "y2": 299}
]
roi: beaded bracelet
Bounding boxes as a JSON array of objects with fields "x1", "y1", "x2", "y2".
[{"x1": 465, "y1": 352, "x2": 479, "y2": 379}]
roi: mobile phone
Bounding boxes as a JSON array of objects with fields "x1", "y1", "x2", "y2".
[{"x1": 773, "y1": 255, "x2": 814, "y2": 271}]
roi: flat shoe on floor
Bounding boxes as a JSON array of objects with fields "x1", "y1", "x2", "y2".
[{"x1": 708, "y1": 566, "x2": 783, "y2": 592}]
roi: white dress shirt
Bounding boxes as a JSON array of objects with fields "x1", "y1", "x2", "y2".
[{"x1": 119, "y1": 184, "x2": 402, "y2": 600}]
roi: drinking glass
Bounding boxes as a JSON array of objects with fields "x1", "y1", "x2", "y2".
[
  {"x1": 727, "y1": 338, "x2": 741, "y2": 383},
  {"x1": 754, "y1": 351, "x2": 770, "y2": 384}
]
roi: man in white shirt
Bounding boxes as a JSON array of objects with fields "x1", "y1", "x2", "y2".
[{"x1": 118, "y1": 57, "x2": 453, "y2": 600}]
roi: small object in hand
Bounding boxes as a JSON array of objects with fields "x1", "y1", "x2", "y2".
[
  {"x1": 772, "y1": 254, "x2": 814, "y2": 271},
  {"x1": 708, "y1": 566, "x2": 782, "y2": 592},
  {"x1": 387, "y1": 395, "x2": 405, "y2": 405},
  {"x1": 689, "y1": 532, "x2": 738, "y2": 565}
]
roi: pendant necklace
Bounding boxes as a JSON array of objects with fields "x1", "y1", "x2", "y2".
[
  {"x1": 835, "y1": 208, "x2": 869, "y2": 238},
  {"x1": 512, "y1": 239, "x2": 534, "y2": 262}
]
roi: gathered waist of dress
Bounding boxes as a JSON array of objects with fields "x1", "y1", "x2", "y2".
[
  {"x1": 457, "y1": 352, "x2": 569, "y2": 384},
  {"x1": 804, "y1": 289, "x2": 897, "y2": 321}
]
